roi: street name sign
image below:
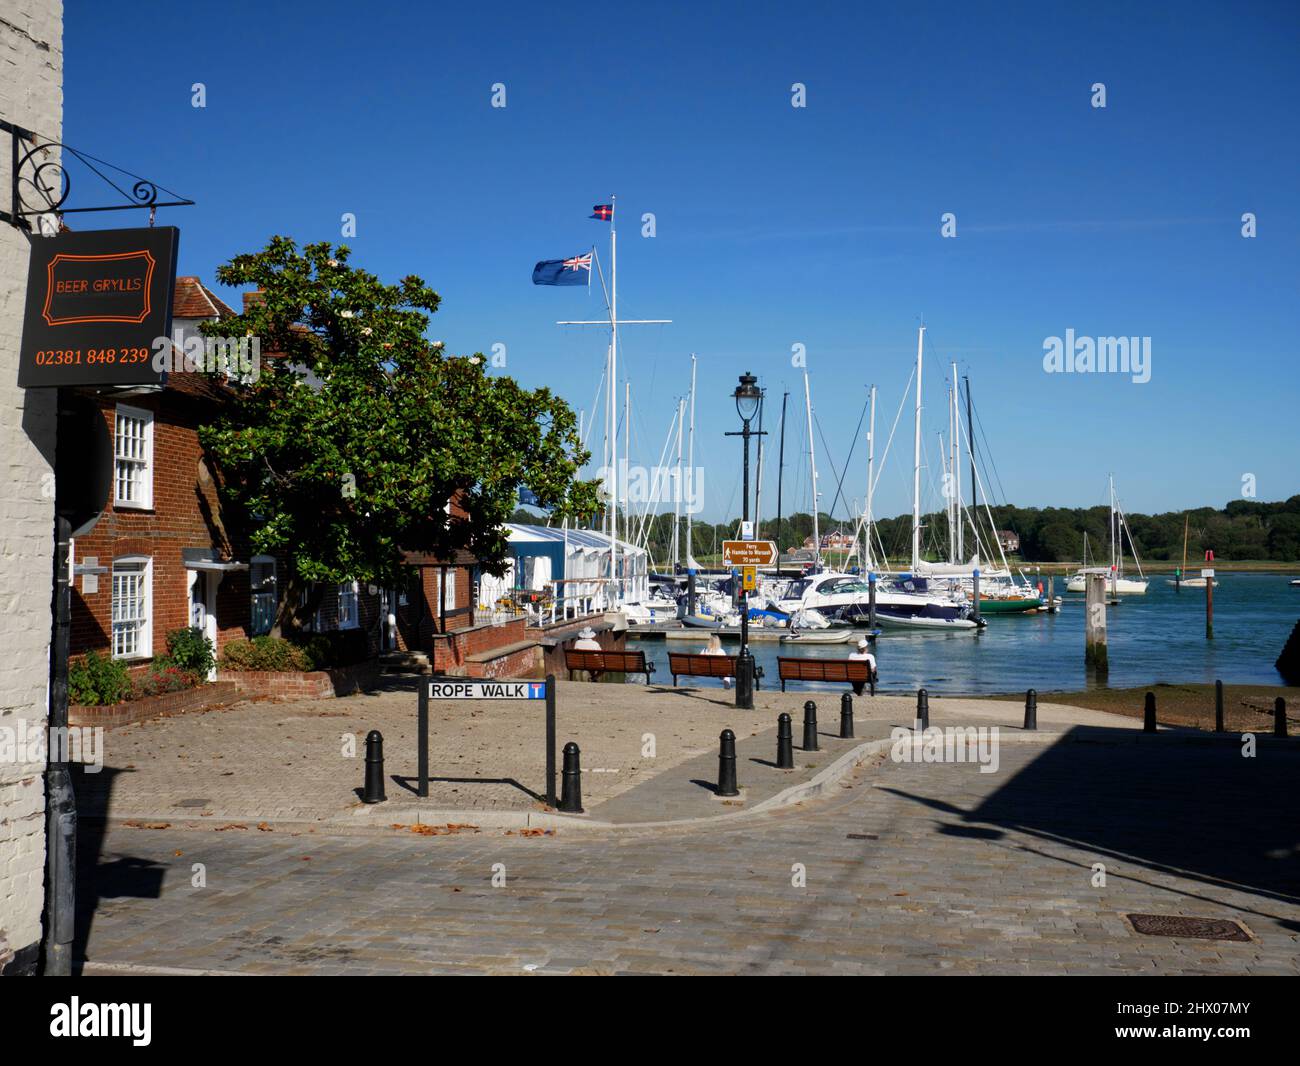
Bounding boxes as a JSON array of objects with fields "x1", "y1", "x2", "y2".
[
  {"x1": 19, "y1": 226, "x2": 179, "y2": 388},
  {"x1": 424, "y1": 679, "x2": 547, "y2": 700},
  {"x1": 418, "y1": 675, "x2": 558, "y2": 806},
  {"x1": 722, "y1": 540, "x2": 777, "y2": 566}
]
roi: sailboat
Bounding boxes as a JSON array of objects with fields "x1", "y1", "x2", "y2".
[
  {"x1": 1167, "y1": 514, "x2": 1217, "y2": 589},
  {"x1": 780, "y1": 327, "x2": 979, "y2": 630},
  {"x1": 916, "y1": 366, "x2": 1045, "y2": 613},
  {"x1": 1066, "y1": 476, "x2": 1148, "y2": 594}
]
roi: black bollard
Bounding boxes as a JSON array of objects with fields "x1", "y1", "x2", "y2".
[
  {"x1": 1275, "y1": 697, "x2": 1288, "y2": 739},
  {"x1": 1023, "y1": 689, "x2": 1037, "y2": 731},
  {"x1": 776, "y1": 713, "x2": 794, "y2": 769},
  {"x1": 1143, "y1": 691, "x2": 1157, "y2": 733},
  {"x1": 363, "y1": 730, "x2": 386, "y2": 803},
  {"x1": 559, "y1": 741, "x2": 584, "y2": 813},
  {"x1": 802, "y1": 700, "x2": 819, "y2": 751},
  {"x1": 717, "y1": 729, "x2": 740, "y2": 796},
  {"x1": 840, "y1": 692, "x2": 855, "y2": 739},
  {"x1": 1214, "y1": 679, "x2": 1224, "y2": 733},
  {"x1": 915, "y1": 688, "x2": 929, "y2": 731}
]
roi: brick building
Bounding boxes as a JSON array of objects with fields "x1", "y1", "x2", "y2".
[
  {"x1": 68, "y1": 279, "x2": 254, "y2": 673},
  {"x1": 69, "y1": 278, "x2": 490, "y2": 675},
  {"x1": 0, "y1": 1, "x2": 62, "y2": 977}
]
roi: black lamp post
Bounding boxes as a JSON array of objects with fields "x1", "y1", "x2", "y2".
[{"x1": 726, "y1": 371, "x2": 764, "y2": 709}]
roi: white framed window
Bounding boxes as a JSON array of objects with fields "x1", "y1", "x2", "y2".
[
  {"x1": 337, "y1": 581, "x2": 359, "y2": 629},
  {"x1": 437, "y1": 568, "x2": 456, "y2": 604},
  {"x1": 250, "y1": 556, "x2": 277, "y2": 636},
  {"x1": 114, "y1": 404, "x2": 154, "y2": 509},
  {"x1": 111, "y1": 556, "x2": 151, "y2": 659}
]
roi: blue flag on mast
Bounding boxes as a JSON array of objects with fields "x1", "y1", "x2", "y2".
[{"x1": 532, "y1": 252, "x2": 592, "y2": 286}]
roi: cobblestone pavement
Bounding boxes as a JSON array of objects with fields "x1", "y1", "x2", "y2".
[
  {"x1": 71, "y1": 678, "x2": 1129, "y2": 826},
  {"x1": 76, "y1": 734, "x2": 1300, "y2": 975}
]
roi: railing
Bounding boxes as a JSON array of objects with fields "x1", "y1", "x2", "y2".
[{"x1": 473, "y1": 579, "x2": 638, "y2": 628}]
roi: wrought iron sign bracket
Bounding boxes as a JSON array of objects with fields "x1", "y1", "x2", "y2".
[{"x1": 2, "y1": 118, "x2": 194, "y2": 232}]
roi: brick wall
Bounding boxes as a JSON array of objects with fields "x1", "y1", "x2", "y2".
[
  {"x1": 430, "y1": 616, "x2": 531, "y2": 673},
  {"x1": 0, "y1": 1, "x2": 62, "y2": 976},
  {"x1": 220, "y1": 662, "x2": 380, "y2": 701},
  {"x1": 68, "y1": 682, "x2": 240, "y2": 729}
]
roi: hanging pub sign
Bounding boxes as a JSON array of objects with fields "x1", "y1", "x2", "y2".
[{"x1": 17, "y1": 226, "x2": 179, "y2": 388}]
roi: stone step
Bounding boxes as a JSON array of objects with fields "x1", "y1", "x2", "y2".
[{"x1": 379, "y1": 650, "x2": 432, "y2": 675}]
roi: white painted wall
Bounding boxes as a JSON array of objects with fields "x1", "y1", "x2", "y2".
[{"x1": 0, "y1": 0, "x2": 62, "y2": 976}]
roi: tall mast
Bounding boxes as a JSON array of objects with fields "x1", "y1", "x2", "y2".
[
  {"x1": 672, "y1": 396, "x2": 684, "y2": 570},
  {"x1": 624, "y1": 380, "x2": 630, "y2": 554},
  {"x1": 1110, "y1": 473, "x2": 1117, "y2": 595},
  {"x1": 609, "y1": 197, "x2": 618, "y2": 600},
  {"x1": 553, "y1": 194, "x2": 672, "y2": 597},
  {"x1": 685, "y1": 354, "x2": 696, "y2": 568},
  {"x1": 865, "y1": 384, "x2": 876, "y2": 569},
  {"x1": 911, "y1": 325, "x2": 925, "y2": 571},
  {"x1": 776, "y1": 391, "x2": 787, "y2": 561},
  {"x1": 953, "y1": 361, "x2": 963, "y2": 560},
  {"x1": 803, "y1": 367, "x2": 820, "y2": 566},
  {"x1": 966, "y1": 375, "x2": 976, "y2": 516},
  {"x1": 946, "y1": 377, "x2": 955, "y2": 563}
]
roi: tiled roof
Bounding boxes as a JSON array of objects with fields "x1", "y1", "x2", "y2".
[{"x1": 173, "y1": 276, "x2": 237, "y2": 320}]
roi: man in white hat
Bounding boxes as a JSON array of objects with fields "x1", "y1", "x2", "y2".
[
  {"x1": 571, "y1": 626, "x2": 602, "y2": 682},
  {"x1": 847, "y1": 637, "x2": 876, "y2": 696}
]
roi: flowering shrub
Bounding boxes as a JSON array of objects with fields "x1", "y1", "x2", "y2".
[{"x1": 134, "y1": 663, "x2": 203, "y2": 698}]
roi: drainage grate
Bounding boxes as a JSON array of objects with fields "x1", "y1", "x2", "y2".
[
  {"x1": 846, "y1": 833, "x2": 878, "y2": 840},
  {"x1": 1126, "y1": 914, "x2": 1250, "y2": 942}
]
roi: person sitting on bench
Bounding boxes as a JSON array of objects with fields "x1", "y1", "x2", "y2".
[
  {"x1": 847, "y1": 637, "x2": 877, "y2": 696},
  {"x1": 700, "y1": 632, "x2": 732, "y2": 689}
]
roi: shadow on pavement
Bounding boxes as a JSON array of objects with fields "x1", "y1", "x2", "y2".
[
  {"x1": 71, "y1": 765, "x2": 166, "y2": 974},
  {"x1": 883, "y1": 725, "x2": 1300, "y2": 908}
]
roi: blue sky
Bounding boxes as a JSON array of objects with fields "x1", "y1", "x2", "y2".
[{"x1": 63, "y1": 1, "x2": 1299, "y2": 523}]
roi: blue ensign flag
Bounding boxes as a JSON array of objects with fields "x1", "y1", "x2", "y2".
[{"x1": 532, "y1": 252, "x2": 592, "y2": 286}]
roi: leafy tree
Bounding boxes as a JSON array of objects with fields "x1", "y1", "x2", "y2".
[{"x1": 199, "y1": 237, "x2": 599, "y2": 633}]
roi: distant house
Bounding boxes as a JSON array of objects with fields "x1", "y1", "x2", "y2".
[
  {"x1": 996, "y1": 530, "x2": 1021, "y2": 553},
  {"x1": 802, "y1": 531, "x2": 854, "y2": 551}
]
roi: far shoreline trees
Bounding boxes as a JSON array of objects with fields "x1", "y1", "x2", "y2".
[{"x1": 514, "y1": 496, "x2": 1300, "y2": 565}]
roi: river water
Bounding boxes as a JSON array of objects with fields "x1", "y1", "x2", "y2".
[{"x1": 626, "y1": 573, "x2": 1297, "y2": 695}]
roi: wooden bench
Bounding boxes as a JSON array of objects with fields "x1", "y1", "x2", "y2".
[
  {"x1": 667, "y1": 653, "x2": 764, "y2": 689},
  {"x1": 564, "y1": 649, "x2": 655, "y2": 684},
  {"x1": 778, "y1": 656, "x2": 877, "y2": 695}
]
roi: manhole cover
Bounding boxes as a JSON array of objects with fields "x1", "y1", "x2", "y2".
[
  {"x1": 174, "y1": 798, "x2": 212, "y2": 809},
  {"x1": 1126, "y1": 914, "x2": 1250, "y2": 941}
]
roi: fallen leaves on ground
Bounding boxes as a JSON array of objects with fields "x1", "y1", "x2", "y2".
[
  {"x1": 214, "y1": 823, "x2": 249, "y2": 831},
  {"x1": 122, "y1": 820, "x2": 171, "y2": 830},
  {"x1": 390, "y1": 823, "x2": 481, "y2": 836}
]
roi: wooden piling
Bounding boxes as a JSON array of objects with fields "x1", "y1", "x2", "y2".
[
  {"x1": 1085, "y1": 573, "x2": 1108, "y2": 672},
  {"x1": 1205, "y1": 572, "x2": 1214, "y2": 640}
]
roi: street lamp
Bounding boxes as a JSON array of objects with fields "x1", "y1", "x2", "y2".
[{"x1": 726, "y1": 371, "x2": 765, "y2": 709}]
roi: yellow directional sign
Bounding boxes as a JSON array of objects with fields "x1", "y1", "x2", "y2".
[
  {"x1": 722, "y1": 540, "x2": 778, "y2": 566},
  {"x1": 741, "y1": 565, "x2": 758, "y2": 591}
]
